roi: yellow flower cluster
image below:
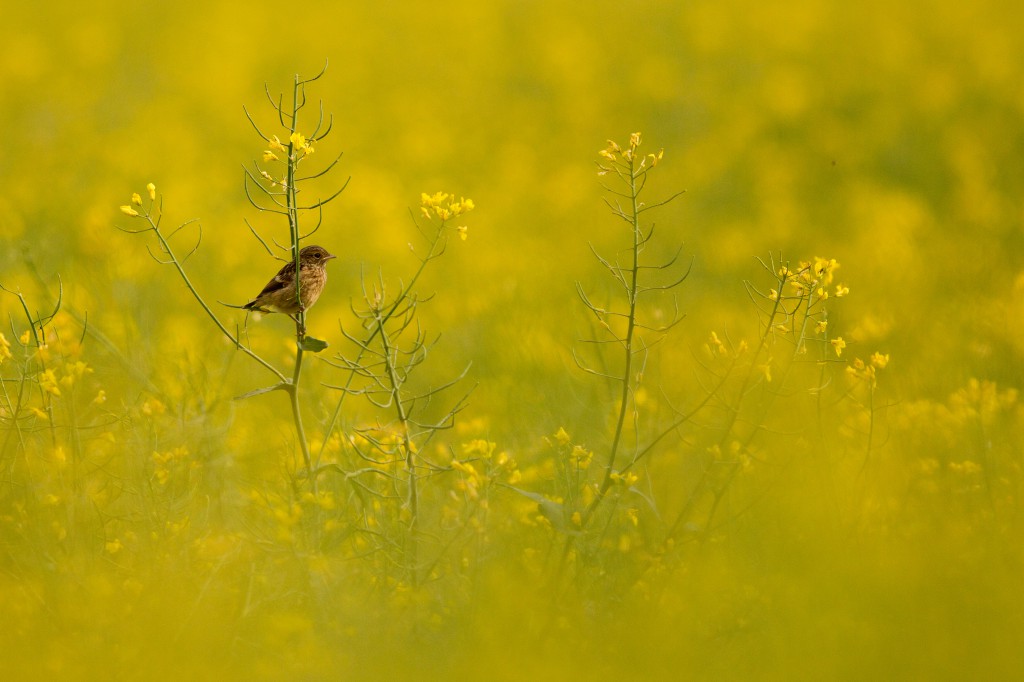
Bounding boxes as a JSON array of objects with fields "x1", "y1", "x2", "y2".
[
  {"x1": 420, "y1": 191, "x2": 475, "y2": 223},
  {"x1": 119, "y1": 182, "x2": 156, "y2": 217},
  {"x1": 265, "y1": 132, "x2": 315, "y2": 161},
  {"x1": 779, "y1": 257, "x2": 848, "y2": 300},
  {"x1": 949, "y1": 378, "x2": 1018, "y2": 419},
  {"x1": 846, "y1": 351, "x2": 890, "y2": 387},
  {"x1": 450, "y1": 439, "x2": 521, "y2": 499},
  {"x1": 152, "y1": 446, "x2": 190, "y2": 486},
  {"x1": 609, "y1": 470, "x2": 639, "y2": 487},
  {"x1": 597, "y1": 131, "x2": 664, "y2": 173}
]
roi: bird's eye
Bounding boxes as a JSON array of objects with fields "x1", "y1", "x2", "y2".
[{"x1": 314, "y1": 253, "x2": 321, "y2": 259}]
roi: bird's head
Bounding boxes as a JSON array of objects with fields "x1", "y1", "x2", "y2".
[{"x1": 299, "y1": 245, "x2": 337, "y2": 266}]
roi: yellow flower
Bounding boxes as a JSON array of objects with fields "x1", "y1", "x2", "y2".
[
  {"x1": 131, "y1": 192, "x2": 142, "y2": 206},
  {"x1": 105, "y1": 539, "x2": 123, "y2": 555},
  {"x1": 93, "y1": 389, "x2": 107, "y2": 405},
  {"x1": 629, "y1": 131, "x2": 642, "y2": 149},
  {"x1": 610, "y1": 470, "x2": 639, "y2": 486},
  {"x1": 456, "y1": 226, "x2": 468, "y2": 241},
  {"x1": 813, "y1": 257, "x2": 839, "y2": 284},
  {"x1": 268, "y1": 135, "x2": 287, "y2": 152},
  {"x1": 831, "y1": 337, "x2": 846, "y2": 357},
  {"x1": 39, "y1": 368, "x2": 61, "y2": 396},
  {"x1": 120, "y1": 205, "x2": 140, "y2": 217},
  {"x1": 870, "y1": 352, "x2": 890, "y2": 369},
  {"x1": 835, "y1": 284, "x2": 849, "y2": 297},
  {"x1": 147, "y1": 182, "x2": 156, "y2": 200},
  {"x1": 570, "y1": 445, "x2": 593, "y2": 469},
  {"x1": 289, "y1": 132, "x2": 306, "y2": 149},
  {"x1": 553, "y1": 427, "x2": 571, "y2": 446},
  {"x1": 263, "y1": 150, "x2": 278, "y2": 162},
  {"x1": 815, "y1": 320, "x2": 828, "y2": 334}
]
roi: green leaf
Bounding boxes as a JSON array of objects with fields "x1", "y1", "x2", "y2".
[{"x1": 299, "y1": 336, "x2": 329, "y2": 353}]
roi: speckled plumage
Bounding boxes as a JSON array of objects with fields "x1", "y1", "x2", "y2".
[{"x1": 244, "y1": 245, "x2": 336, "y2": 315}]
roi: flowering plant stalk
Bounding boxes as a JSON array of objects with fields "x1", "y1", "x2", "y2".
[
  {"x1": 119, "y1": 64, "x2": 347, "y2": 488},
  {"x1": 323, "y1": 191, "x2": 475, "y2": 587}
]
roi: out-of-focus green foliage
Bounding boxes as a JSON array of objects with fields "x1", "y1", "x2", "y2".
[{"x1": 2, "y1": 0, "x2": 1024, "y2": 679}]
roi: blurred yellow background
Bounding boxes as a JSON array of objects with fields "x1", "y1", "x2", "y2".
[{"x1": 2, "y1": 0, "x2": 1023, "y2": 679}]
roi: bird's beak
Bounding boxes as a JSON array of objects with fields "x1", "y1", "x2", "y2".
[{"x1": 325, "y1": 253, "x2": 338, "y2": 261}]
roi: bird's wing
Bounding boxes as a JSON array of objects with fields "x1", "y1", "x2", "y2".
[{"x1": 254, "y1": 260, "x2": 296, "y2": 298}]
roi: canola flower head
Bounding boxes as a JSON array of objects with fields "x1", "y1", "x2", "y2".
[
  {"x1": 288, "y1": 132, "x2": 315, "y2": 157},
  {"x1": 420, "y1": 191, "x2": 475, "y2": 222},
  {"x1": 146, "y1": 182, "x2": 156, "y2": 200},
  {"x1": 831, "y1": 337, "x2": 846, "y2": 357}
]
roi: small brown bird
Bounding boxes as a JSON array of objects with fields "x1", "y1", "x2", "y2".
[{"x1": 244, "y1": 245, "x2": 336, "y2": 317}]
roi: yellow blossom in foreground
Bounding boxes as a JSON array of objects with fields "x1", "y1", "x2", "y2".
[
  {"x1": 263, "y1": 150, "x2": 279, "y2": 162},
  {"x1": 835, "y1": 284, "x2": 849, "y2": 297},
  {"x1": 456, "y1": 226, "x2": 468, "y2": 241},
  {"x1": 553, "y1": 427, "x2": 571, "y2": 446},
  {"x1": 131, "y1": 192, "x2": 142, "y2": 206},
  {"x1": 831, "y1": 337, "x2": 846, "y2": 357},
  {"x1": 268, "y1": 135, "x2": 287, "y2": 152},
  {"x1": 120, "y1": 205, "x2": 140, "y2": 217},
  {"x1": 39, "y1": 368, "x2": 61, "y2": 396},
  {"x1": 870, "y1": 352, "x2": 890, "y2": 369},
  {"x1": 147, "y1": 182, "x2": 156, "y2": 200},
  {"x1": 815, "y1": 320, "x2": 828, "y2": 334}
]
